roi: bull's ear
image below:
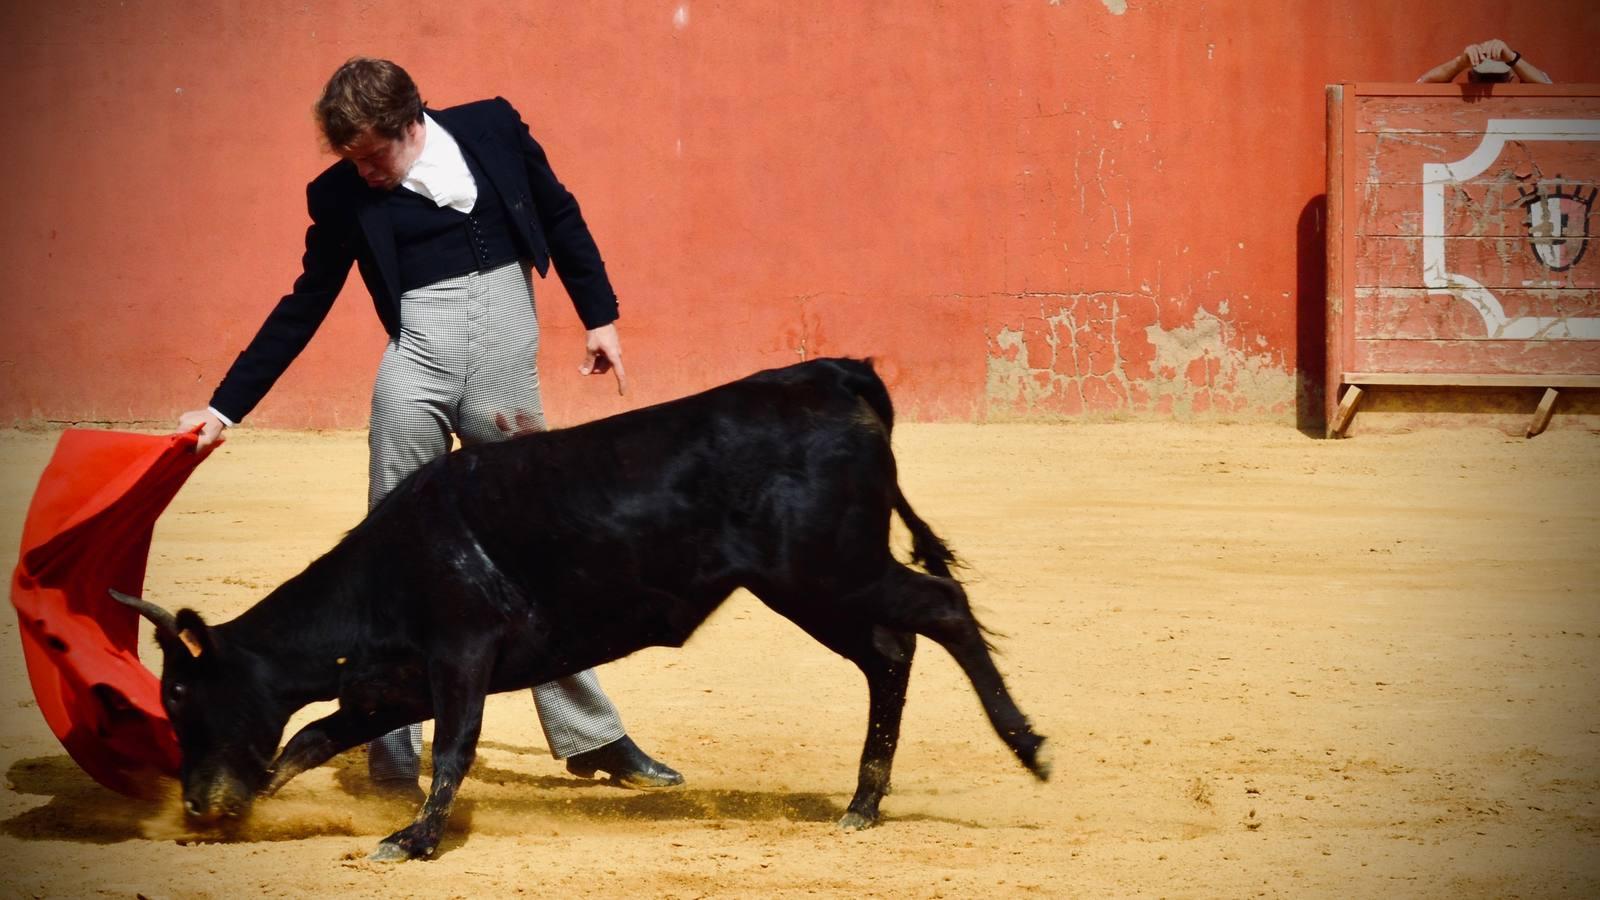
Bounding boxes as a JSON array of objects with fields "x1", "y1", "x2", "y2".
[{"x1": 171, "y1": 608, "x2": 216, "y2": 660}]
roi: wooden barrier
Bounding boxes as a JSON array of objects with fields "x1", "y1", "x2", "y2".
[{"x1": 1325, "y1": 83, "x2": 1600, "y2": 437}]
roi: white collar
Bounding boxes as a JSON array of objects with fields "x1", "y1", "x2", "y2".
[{"x1": 400, "y1": 113, "x2": 478, "y2": 213}]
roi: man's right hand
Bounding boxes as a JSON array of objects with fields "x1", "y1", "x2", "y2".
[
  {"x1": 177, "y1": 408, "x2": 227, "y2": 451},
  {"x1": 580, "y1": 322, "x2": 629, "y2": 396},
  {"x1": 1465, "y1": 39, "x2": 1511, "y2": 66}
]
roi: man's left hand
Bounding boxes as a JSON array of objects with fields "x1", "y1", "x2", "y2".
[{"x1": 581, "y1": 322, "x2": 629, "y2": 396}]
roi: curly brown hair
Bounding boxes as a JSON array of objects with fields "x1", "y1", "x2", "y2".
[{"x1": 314, "y1": 57, "x2": 424, "y2": 150}]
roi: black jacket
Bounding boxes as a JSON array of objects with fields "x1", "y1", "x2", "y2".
[{"x1": 209, "y1": 97, "x2": 619, "y2": 423}]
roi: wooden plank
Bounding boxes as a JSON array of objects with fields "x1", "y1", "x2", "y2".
[
  {"x1": 1351, "y1": 133, "x2": 1600, "y2": 186},
  {"x1": 1352, "y1": 288, "x2": 1600, "y2": 340},
  {"x1": 1326, "y1": 84, "x2": 1349, "y2": 434},
  {"x1": 1354, "y1": 238, "x2": 1599, "y2": 290},
  {"x1": 1345, "y1": 373, "x2": 1600, "y2": 387},
  {"x1": 1351, "y1": 337, "x2": 1600, "y2": 376},
  {"x1": 1356, "y1": 95, "x2": 1600, "y2": 133},
  {"x1": 1356, "y1": 182, "x2": 1600, "y2": 238},
  {"x1": 1329, "y1": 385, "x2": 1363, "y2": 438},
  {"x1": 1346, "y1": 84, "x2": 1600, "y2": 99},
  {"x1": 1527, "y1": 387, "x2": 1561, "y2": 437}
]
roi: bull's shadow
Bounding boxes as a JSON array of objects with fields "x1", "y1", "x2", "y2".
[
  {"x1": 322, "y1": 743, "x2": 850, "y2": 824},
  {"x1": 463, "y1": 742, "x2": 983, "y2": 828},
  {"x1": 2, "y1": 746, "x2": 981, "y2": 846}
]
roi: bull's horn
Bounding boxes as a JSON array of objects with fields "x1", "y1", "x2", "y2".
[{"x1": 108, "y1": 588, "x2": 178, "y2": 633}]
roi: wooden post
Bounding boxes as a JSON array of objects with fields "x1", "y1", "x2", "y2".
[
  {"x1": 1324, "y1": 85, "x2": 1346, "y2": 438},
  {"x1": 1330, "y1": 385, "x2": 1364, "y2": 437},
  {"x1": 1527, "y1": 388, "x2": 1560, "y2": 438}
]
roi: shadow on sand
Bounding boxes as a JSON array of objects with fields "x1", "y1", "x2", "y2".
[
  {"x1": 2, "y1": 744, "x2": 979, "y2": 847},
  {"x1": 2, "y1": 755, "x2": 170, "y2": 844}
]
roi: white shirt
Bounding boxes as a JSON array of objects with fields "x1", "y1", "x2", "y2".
[{"x1": 401, "y1": 113, "x2": 479, "y2": 213}]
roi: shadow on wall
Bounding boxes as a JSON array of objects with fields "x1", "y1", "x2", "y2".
[{"x1": 1296, "y1": 195, "x2": 1328, "y2": 438}]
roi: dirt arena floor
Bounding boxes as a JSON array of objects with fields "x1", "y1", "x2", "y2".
[{"x1": 1, "y1": 422, "x2": 1596, "y2": 898}]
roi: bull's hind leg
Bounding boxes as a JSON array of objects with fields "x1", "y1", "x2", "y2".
[
  {"x1": 753, "y1": 595, "x2": 917, "y2": 831},
  {"x1": 837, "y1": 625, "x2": 918, "y2": 830},
  {"x1": 878, "y1": 564, "x2": 1050, "y2": 781}
]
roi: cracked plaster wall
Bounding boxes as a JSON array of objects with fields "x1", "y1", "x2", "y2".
[{"x1": 986, "y1": 297, "x2": 1296, "y2": 421}]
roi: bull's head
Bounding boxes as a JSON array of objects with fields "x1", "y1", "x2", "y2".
[{"x1": 112, "y1": 590, "x2": 284, "y2": 823}]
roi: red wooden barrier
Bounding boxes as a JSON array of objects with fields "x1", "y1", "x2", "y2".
[{"x1": 1325, "y1": 83, "x2": 1600, "y2": 437}]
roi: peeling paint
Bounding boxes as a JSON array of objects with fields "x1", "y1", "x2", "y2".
[
  {"x1": 986, "y1": 300, "x2": 1295, "y2": 421},
  {"x1": 1101, "y1": 0, "x2": 1128, "y2": 14}
]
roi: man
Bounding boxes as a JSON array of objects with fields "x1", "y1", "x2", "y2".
[
  {"x1": 1417, "y1": 39, "x2": 1552, "y2": 84},
  {"x1": 176, "y1": 57, "x2": 682, "y2": 795}
]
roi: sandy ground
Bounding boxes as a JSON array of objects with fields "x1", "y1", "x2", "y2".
[{"x1": 0, "y1": 422, "x2": 1597, "y2": 898}]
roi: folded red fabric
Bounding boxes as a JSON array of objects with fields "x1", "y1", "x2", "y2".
[{"x1": 10, "y1": 429, "x2": 213, "y2": 796}]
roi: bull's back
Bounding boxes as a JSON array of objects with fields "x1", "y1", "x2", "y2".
[
  {"x1": 404, "y1": 358, "x2": 895, "y2": 591},
  {"x1": 461, "y1": 357, "x2": 889, "y2": 503}
]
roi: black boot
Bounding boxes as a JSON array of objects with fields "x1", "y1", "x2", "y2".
[{"x1": 565, "y1": 735, "x2": 685, "y2": 789}]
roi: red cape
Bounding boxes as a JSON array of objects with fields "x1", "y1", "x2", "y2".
[{"x1": 10, "y1": 429, "x2": 213, "y2": 796}]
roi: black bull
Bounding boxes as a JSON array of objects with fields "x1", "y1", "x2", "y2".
[{"x1": 117, "y1": 358, "x2": 1049, "y2": 860}]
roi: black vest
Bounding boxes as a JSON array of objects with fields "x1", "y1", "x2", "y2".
[{"x1": 389, "y1": 149, "x2": 521, "y2": 293}]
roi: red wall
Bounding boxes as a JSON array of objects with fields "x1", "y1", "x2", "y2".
[{"x1": 3, "y1": 1, "x2": 1597, "y2": 428}]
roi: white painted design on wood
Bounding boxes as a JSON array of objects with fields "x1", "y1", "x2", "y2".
[{"x1": 1421, "y1": 118, "x2": 1600, "y2": 339}]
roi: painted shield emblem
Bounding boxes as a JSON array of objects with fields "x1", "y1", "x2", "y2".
[{"x1": 1518, "y1": 181, "x2": 1595, "y2": 272}]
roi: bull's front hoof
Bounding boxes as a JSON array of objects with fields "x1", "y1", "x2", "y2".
[
  {"x1": 837, "y1": 811, "x2": 878, "y2": 832},
  {"x1": 369, "y1": 838, "x2": 432, "y2": 862},
  {"x1": 370, "y1": 825, "x2": 435, "y2": 862},
  {"x1": 261, "y1": 760, "x2": 309, "y2": 798},
  {"x1": 369, "y1": 841, "x2": 412, "y2": 862}
]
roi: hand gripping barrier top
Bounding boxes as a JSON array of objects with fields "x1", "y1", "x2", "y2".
[{"x1": 10, "y1": 429, "x2": 214, "y2": 796}]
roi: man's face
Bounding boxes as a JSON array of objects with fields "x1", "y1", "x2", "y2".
[{"x1": 339, "y1": 121, "x2": 423, "y2": 190}]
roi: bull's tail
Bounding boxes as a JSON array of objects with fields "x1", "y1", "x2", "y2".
[
  {"x1": 895, "y1": 490, "x2": 959, "y2": 579},
  {"x1": 836, "y1": 357, "x2": 961, "y2": 579}
]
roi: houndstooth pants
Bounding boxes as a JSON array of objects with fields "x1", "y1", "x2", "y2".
[{"x1": 366, "y1": 260, "x2": 627, "y2": 783}]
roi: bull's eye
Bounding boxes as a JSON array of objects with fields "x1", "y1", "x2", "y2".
[{"x1": 168, "y1": 683, "x2": 189, "y2": 704}]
